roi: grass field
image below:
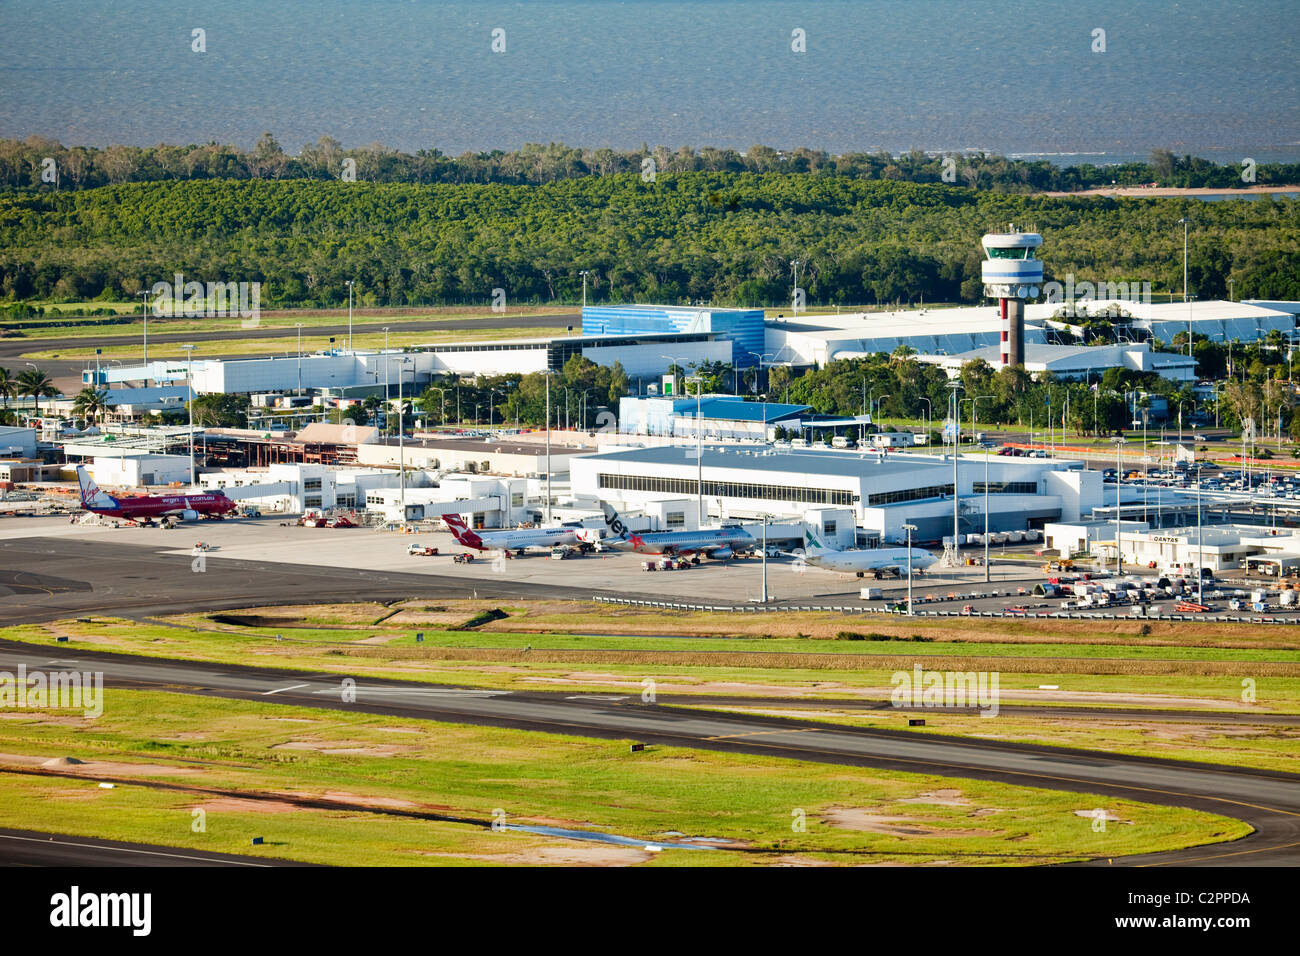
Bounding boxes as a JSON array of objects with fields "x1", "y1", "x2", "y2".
[
  {"x1": 6, "y1": 609, "x2": 1298, "y2": 715},
  {"x1": 0, "y1": 689, "x2": 1250, "y2": 866},
  {"x1": 686, "y1": 704, "x2": 1300, "y2": 774}
]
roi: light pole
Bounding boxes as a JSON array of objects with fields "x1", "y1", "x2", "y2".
[
  {"x1": 426, "y1": 385, "x2": 445, "y2": 428},
  {"x1": 791, "y1": 259, "x2": 801, "y2": 315},
  {"x1": 754, "y1": 351, "x2": 784, "y2": 442},
  {"x1": 904, "y1": 524, "x2": 918, "y2": 615},
  {"x1": 135, "y1": 289, "x2": 152, "y2": 386},
  {"x1": 398, "y1": 356, "x2": 411, "y2": 526},
  {"x1": 181, "y1": 344, "x2": 196, "y2": 487},
  {"x1": 917, "y1": 396, "x2": 931, "y2": 446},
  {"x1": 948, "y1": 380, "x2": 962, "y2": 563},
  {"x1": 760, "y1": 513, "x2": 769, "y2": 604},
  {"x1": 1196, "y1": 449, "x2": 1204, "y2": 604},
  {"x1": 345, "y1": 280, "x2": 355, "y2": 351},
  {"x1": 661, "y1": 352, "x2": 704, "y2": 523},
  {"x1": 295, "y1": 323, "x2": 303, "y2": 396},
  {"x1": 383, "y1": 328, "x2": 390, "y2": 433},
  {"x1": 981, "y1": 443, "x2": 991, "y2": 582},
  {"x1": 579, "y1": 270, "x2": 589, "y2": 309},
  {"x1": 687, "y1": 374, "x2": 704, "y2": 527},
  {"x1": 863, "y1": 379, "x2": 869, "y2": 445},
  {"x1": 544, "y1": 370, "x2": 552, "y2": 524},
  {"x1": 1111, "y1": 436, "x2": 1126, "y2": 574}
]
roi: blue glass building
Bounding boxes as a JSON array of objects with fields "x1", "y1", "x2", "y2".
[{"x1": 581, "y1": 305, "x2": 765, "y2": 367}]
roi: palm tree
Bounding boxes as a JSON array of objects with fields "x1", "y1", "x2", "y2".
[
  {"x1": 16, "y1": 367, "x2": 58, "y2": 417},
  {"x1": 72, "y1": 386, "x2": 109, "y2": 426},
  {"x1": 0, "y1": 367, "x2": 15, "y2": 411}
]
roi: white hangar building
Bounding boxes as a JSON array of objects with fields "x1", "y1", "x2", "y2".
[
  {"x1": 86, "y1": 333, "x2": 730, "y2": 395},
  {"x1": 764, "y1": 300, "x2": 1296, "y2": 373},
  {"x1": 570, "y1": 444, "x2": 1102, "y2": 546}
]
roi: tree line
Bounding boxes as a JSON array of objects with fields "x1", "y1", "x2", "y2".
[
  {"x1": 3, "y1": 135, "x2": 1297, "y2": 193},
  {"x1": 2, "y1": 174, "x2": 1298, "y2": 310}
]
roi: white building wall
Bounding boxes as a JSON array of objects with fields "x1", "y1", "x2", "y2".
[
  {"x1": 92, "y1": 454, "x2": 191, "y2": 488},
  {"x1": 583, "y1": 340, "x2": 731, "y2": 378},
  {"x1": 0, "y1": 427, "x2": 37, "y2": 457},
  {"x1": 1044, "y1": 469, "x2": 1103, "y2": 522}
]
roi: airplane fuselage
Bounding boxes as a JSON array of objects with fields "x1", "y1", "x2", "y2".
[
  {"x1": 804, "y1": 547, "x2": 936, "y2": 574},
  {"x1": 87, "y1": 494, "x2": 236, "y2": 522},
  {"x1": 464, "y1": 528, "x2": 580, "y2": 552},
  {"x1": 609, "y1": 529, "x2": 753, "y2": 556}
]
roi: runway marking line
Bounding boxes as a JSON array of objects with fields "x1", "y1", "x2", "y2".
[{"x1": 262, "y1": 683, "x2": 310, "y2": 696}]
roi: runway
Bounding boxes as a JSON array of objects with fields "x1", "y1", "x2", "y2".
[
  {"x1": 0, "y1": 828, "x2": 300, "y2": 867},
  {"x1": 0, "y1": 637, "x2": 1296, "y2": 866}
]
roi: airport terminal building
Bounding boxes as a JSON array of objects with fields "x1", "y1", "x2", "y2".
[{"x1": 570, "y1": 444, "x2": 1102, "y2": 545}]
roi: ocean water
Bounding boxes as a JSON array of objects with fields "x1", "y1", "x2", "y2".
[{"x1": 0, "y1": 0, "x2": 1296, "y2": 163}]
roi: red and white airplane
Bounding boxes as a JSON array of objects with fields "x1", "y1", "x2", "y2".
[
  {"x1": 441, "y1": 512, "x2": 582, "y2": 554},
  {"x1": 76, "y1": 465, "x2": 236, "y2": 525}
]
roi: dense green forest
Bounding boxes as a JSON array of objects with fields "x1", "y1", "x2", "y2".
[
  {"x1": 3, "y1": 135, "x2": 1298, "y2": 193},
  {"x1": 2, "y1": 174, "x2": 1298, "y2": 309}
]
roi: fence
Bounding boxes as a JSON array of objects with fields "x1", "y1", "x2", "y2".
[{"x1": 590, "y1": 595, "x2": 1299, "y2": 624}]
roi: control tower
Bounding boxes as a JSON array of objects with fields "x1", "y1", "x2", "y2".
[{"x1": 981, "y1": 229, "x2": 1042, "y2": 368}]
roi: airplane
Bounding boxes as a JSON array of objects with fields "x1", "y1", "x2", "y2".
[
  {"x1": 798, "y1": 525, "x2": 937, "y2": 577},
  {"x1": 599, "y1": 501, "x2": 753, "y2": 559},
  {"x1": 441, "y1": 512, "x2": 583, "y2": 555},
  {"x1": 76, "y1": 465, "x2": 236, "y2": 525}
]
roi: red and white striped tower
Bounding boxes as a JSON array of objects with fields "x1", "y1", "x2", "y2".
[{"x1": 981, "y1": 229, "x2": 1042, "y2": 368}]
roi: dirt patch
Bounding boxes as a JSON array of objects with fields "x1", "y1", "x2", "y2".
[
  {"x1": 208, "y1": 603, "x2": 391, "y2": 626},
  {"x1": 0, "y1": 714, "x2": 95, "y2": 726},
  {"x1": 315, "y1": 791, "x2": 421, "y2": 809},
  {"x1": 773, "y1": 855, "x2": 837, "y2": 867},
  {"x1": 823, "y1": 806, "x2": 998, "y2": 837},
  {"x1": 823, "y1": 808, "x2": 941, "y2": 836},
  {"x1": 270, "y1": 741, "x2": 415, "y2": 757},
  {"x1": 0, "y1": 752, "x2": 201, "y2": 776},
  {"x1": 386, "y1": 611, "x2": 486, "y2": 627},
  {"x1": 191, "y1": 796, "x2": 300, "y2": 814},
  {"x1": 433, "y1": 846, "x2": 654, "y2": 866},
  {"x1": 355, "y1": 635, "x2": 398, "y2": 645},
  {"x1": 899, "y1": 789, "x2": 970, "y2": 807}
]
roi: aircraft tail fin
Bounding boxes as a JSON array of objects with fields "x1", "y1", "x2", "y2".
[
  {"x1": 75, "y1": 465, "x2": 117, "y2": 510},
  {"x1": 441, "y1": 513, "x2": 483, "y2": 549},
  {"x1": 802, "y1": 523, "x2": 830, "y2": 554},
  {"x1": 600, "y1": 501, "x2": 631, "y2": 540}
]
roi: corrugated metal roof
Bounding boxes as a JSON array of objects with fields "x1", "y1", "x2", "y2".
[{"x1": 589, "y1": 443, "x2": 953, "y2": 478}]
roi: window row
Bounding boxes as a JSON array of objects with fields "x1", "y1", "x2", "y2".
[
  {"x1": 598, "y1": 473, "x2": 855, "y2": 506},
  {"x1": 866, "y1": 484, "x2": 953, "y2": 506},
  {"x1": 973, "y1": 481, "x2": 1039, "y2": 495}
]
